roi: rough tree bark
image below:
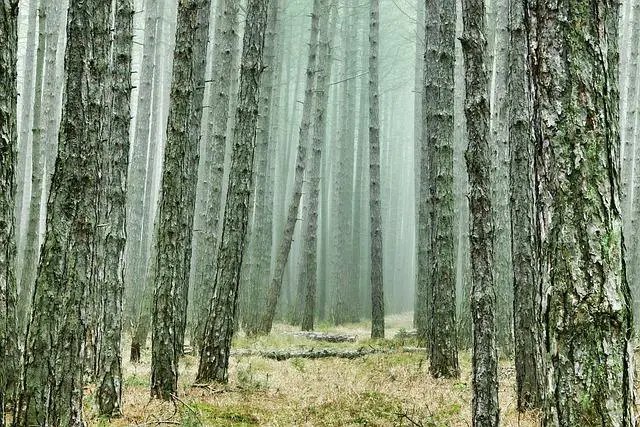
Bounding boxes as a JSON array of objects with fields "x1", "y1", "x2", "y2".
[
  {"x1": 151, "y1": 0, "x2": 211, "y2": 400},
  {"x1": 369, "y1": 0, "x2": 384, "y2": 339},
  {"x1": 528, "y1": 0, "x2": 636, "y2": 424},
  {"x1": 196, "y1": 0, "x2": 270, "y2": 384},
  {"x1": 16, "y1": 0, "x2": 112, "y2": 423},
  {"x1": 507, "y1": 0, "x2": 543, "y2": 411},
  {"x1": 0, "y1": 0, "x2": 20, "y2": 422},
  {"x1": 242, "y1": 0, "x2": 279, "y2": 337},
  {"x1": 425, "y1": 0, "x2": 459, "y2": 378},
  {"x1": 192, "y1": 0, "x2": 241, "y2": 346},
  {"x1": 95, "y1": 0, "x2": 132, "y2": 416},
  {"x1": 460, "y1": 0, "x2": 499, "y2": 424}
]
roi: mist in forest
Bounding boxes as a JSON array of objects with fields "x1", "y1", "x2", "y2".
[{"x1": 0, "y1": 0, "x2": 638, "y2": 425}]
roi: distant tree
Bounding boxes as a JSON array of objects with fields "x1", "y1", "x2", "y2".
[
  {"x1": 242, "y1": 0, "x2": 279, "y2": 337},
  {"x1": 260, "y1": 0, "x2": 322, "y2": 335},
  {"x1": 17, "y1": 0, "x2": 113, "y2": 423},
  {"x1": 528, "y1": 0, "x2": 636, "y2": 424},
  {"x1": 151, "y1": 0, "x2": 211, "y2": 400},
  {"x1": 196, "y1": 0, "x2": 271, "y2": 384},
  {"x1": 192, "y1": 0, "x2": 242, "y2": 346},
  {"x1": 0, "y1": 0, "x2": 20, "y2": 421},
  {"x1": 460, "y1": 0, "x2": 499, "y2": 425},
  {"x1": 126, "y1": 0, "x2": 160, "y2": 362},
  {"x1": 425, "y1": 0, "x2": 459, "y2": 379},
  {"x1": 369, "y1": 0, "x2": 384, "y2": 339},
  {"x1": 300, "y1": 0, "x2": 334, "y2": 332},
  {"x1": 507, "y1": 0, "x2": 543, "y2": 411}
]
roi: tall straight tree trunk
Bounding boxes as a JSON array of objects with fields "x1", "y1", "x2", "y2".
[
  {"x1": 461, "y1": 0, "x2": 499, "y2": 424},
  {"x1": 487, "y1": 0, "x2": 513, "y2": 353},
  {"x1": 16, "y1": 0, "x2": 113, "y2": 423},
  {"x1": 528, "y1": 0, "x2": 636, "y2": 424},
  {"x1": 0, "y1": 0, "x2": 20, "y2": 422},
  {"x1": 369, "y1": 0, "x2": 384, "y2": 339},
  {"x1": 14, "y1": 0, "x2": 39, "y2": 284},
  {"x1": 192, "y1": 0, "x2": 241, "y2": 346},
  {"x1": 300, "y1": 0, "x2": 333, "y2": 332},
  {"x1": 259, "y1": 0, "x2": 321, "y2": 335},
  {"x1": 507, "y1": 0, "x2": 543, "y2": 411},
  {"x1": 242, "y1": 0, "x2": 279, "y2": 336},
  {"x1": 426, "y1": 0, "x2": 459, "y2": 379},
  {"x1": 96, "y1": 0, "x2": 132, "y2": 416},
  {"x1": 151, "y1": 0, "x2": 211, "y2": 400},
  {"x1": 124, "y1": 0, "x2": 158, "y2": 330},
  {"x1": 413, "y1": 0, "x2": 425, "y2": 331},
  {"x1": 17, "y1": 3, "x2": 46, "y2": 336},
  {"x1": 129, "y1": 0, "x2": 168, "y2": 363},
  {"x1": 196, "y1": 0, "x2": 270, "y2": 384}
]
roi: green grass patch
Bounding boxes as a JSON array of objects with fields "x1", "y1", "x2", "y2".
[
  {"x1": 123, "y1": 374, "x2": 149, "y2": 388},
  {"x1": 303, "y1": 390, "x2": 403, "y2": 426},
  {"x1": 182, "y1": 402, "x2": 260, "y2": 426}
]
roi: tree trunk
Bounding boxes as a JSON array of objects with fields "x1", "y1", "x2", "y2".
[
  {"x1": 196, "y1": 0, "x2": 270, "y2": 384},
  {"x1": 369, "y1": 0, "x2": 384, "y2": 339},
  {"x1": 260, "y1": 0, "x2": 321, "y2": 335},
  {"x1": 95, "y1": 0, "x2": 132, "y2": 416},
  {"x1": 14, "y1": 0, "x2": 39, "y2": 285},
  {"x1": 16, "y1": 0, "x2": 113, "y2": 423},
  {"x1": 425, "y1": 0, "x2": 459, "y2": 379},
  {"x1": 124, "y1": 0, "x2": 158, "y2": 330},
  {"x1": 507, "y1": 0, "x2": 543, "y2": 411},
  {"x1": 242, "y1": 0, "x2": 279, "y2": 337},
  {"x1": 129, "y1": 0, "x2": 169, "y2": 364},
  {"x1": 151, "y1": 0, "x2": 211, "y2": 400},
  {"x1": 300, "y1": 0, "x2": 333, "y2": 332},
  {"x1": 487, "y1": 0, "x2": 513, "y2": 353},
  {"x1": 0, "y1": 0, "x2": 20, "y2": 422},
  {"x1": 17, "y1": 3, "x2": 46, "y2": 336},
  {"x1": 192, "y1": 0, "x2": 241, "y2": 347},
  {"x1": 461, "y1": 0, "x2": 499, "y2": 424},
  {"x1": 528, "y1": 0, "x2": 636, "y2": 424}
]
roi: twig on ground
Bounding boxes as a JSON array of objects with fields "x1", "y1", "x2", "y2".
[{"x1": 171, "y1": 393, "x2": 202, "y2": 426}]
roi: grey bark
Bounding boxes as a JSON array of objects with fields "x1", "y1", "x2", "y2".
[
  {"x1": 426, "y1": 0, "x2": 459, "y2": 379},
  {"x1": 487, "y1": 0, "x2": 513, "y2": 352},
  {"x1": 124, "y1": 0, "x2": 158, "y2": 328},
  {"x1": 14, "y1": 0, "x2": 38, "y2": 285},
  {"x1": 331, "y1": 2, "x2": 358, "y2": 325},
  {"x1": 196, "y1": 0, "x2": 270, "y2": 384},
  {"x1": 300, "y1": 0, "x2": 333, "y2": 332},
  {"x1": 369, "y1": 0, "x2": 384, "y2": 339},
  {"x1": 129, "y1": 0, "x2": 167, "y2": 364},
  {"x1": 259, "y1": 0, "x2": 321, "y2": 335},
  {"x1": 412, "y1": 0, "x2": 424, "y2": 332},
  {"x1": 0, "y1": 0, "x2": 20, "y2": 422},
  {"x1": 507, "y1": 0, "x2": 543, "y2": 411},
  {"x1": 17, "y1": 3, "x2": 46, "y2": 336},
  {"x1": 460, "y1": 0, "x2": 499, "y2": 424},
  {"x1": 192, "y1": 0, "x2": 241, "y2": 346},
  {"x1": 242, "y1": 0, "x2": 278, "y2": 336},
  {"x1": 96, "y1": 0, "x2": 132, "y2": 416},
  {"x1": 151, "y1": 0, "x2": 211, "y2": 400},
  {"x1": 527, "y1": 0, "x2": 636, "y2": 424},
  {"x1": 16, "y1": 0, "x2": 112, "y2": 423}
]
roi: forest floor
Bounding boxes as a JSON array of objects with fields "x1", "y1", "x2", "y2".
[{"x1": 85, "y1": 313, "x2": 542, "y2": 426}]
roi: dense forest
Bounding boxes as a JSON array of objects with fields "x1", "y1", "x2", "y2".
[{"x1": 0, "y1": 0, "x2": 638, "y2": 425}]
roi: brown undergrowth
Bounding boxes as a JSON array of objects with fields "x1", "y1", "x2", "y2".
[{"x1": 85, "y1": 314, "x2": 542, "y2": 426}]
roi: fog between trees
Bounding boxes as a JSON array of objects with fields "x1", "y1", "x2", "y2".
[{"x1": 0, "y1": 0, "x2": 638, "y2": 425}]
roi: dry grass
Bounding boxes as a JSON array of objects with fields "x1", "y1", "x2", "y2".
[{"x1": 82, "y1": 313, "x2": 544, "y2": 426}]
